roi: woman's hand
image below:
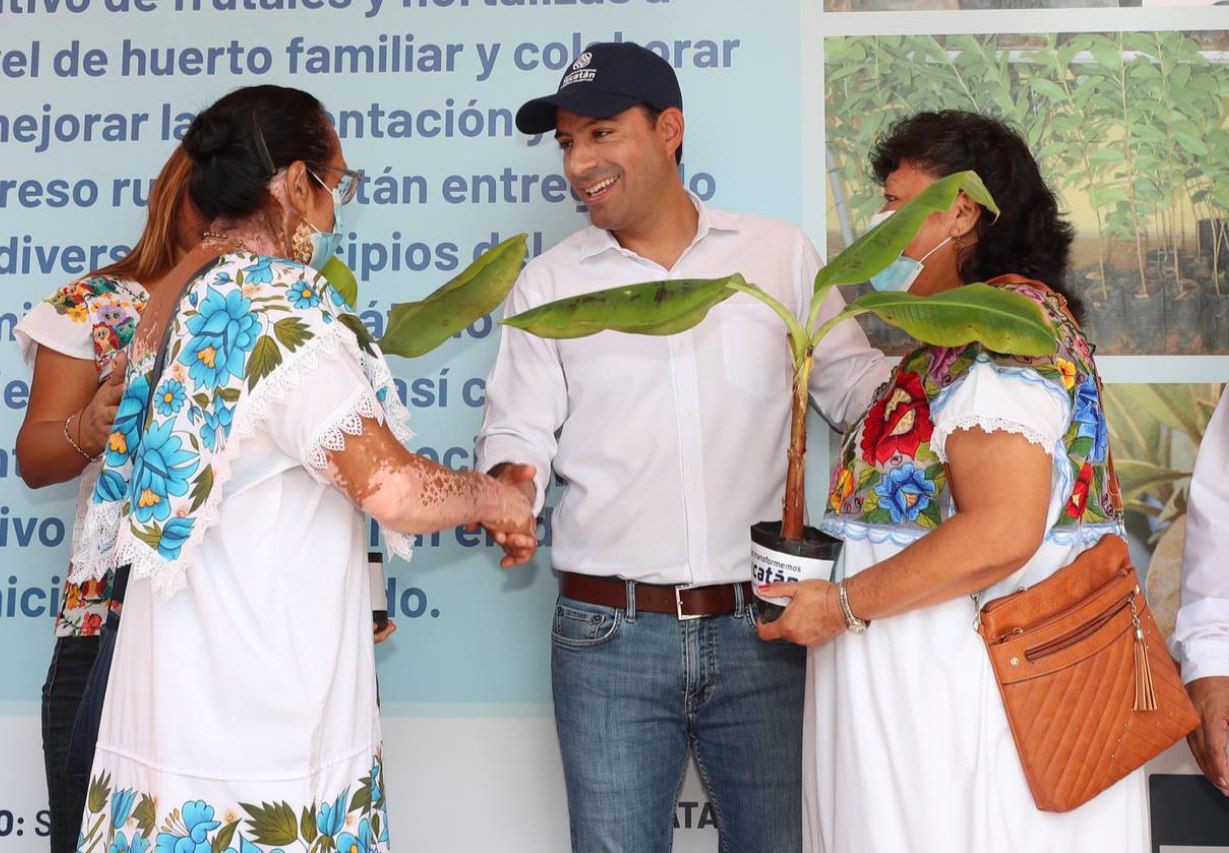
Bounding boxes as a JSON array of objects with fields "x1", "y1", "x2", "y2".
[
  {"x1": 479, "y1": 475, "x2": 538, "y2": 568},
  {"x1": 373, "y1": 618, "x2": 398, "y2": 645},
  {"x1": 76, "y1": 352, "x2": 128, "y2": 454},
  {"x1": 756, "y1": 579, "x2": 847, "y2": 648},
  {"x1": 477, "y1": 463, "x2": 539, "y2": 568}
]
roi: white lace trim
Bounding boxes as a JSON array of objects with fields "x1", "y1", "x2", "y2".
[
  {"x1": 931, "y1": 415, "x2": 1056, "y2": 464},
  {"x1": 303, "y1": 386, "x2": 387, "y2": 472},
  {"x1": 70, "y1": 320, "x2": 414, "y2": 598},
  {"x1": 299, "y1": 385, "x2": 416, "y2": 566}
]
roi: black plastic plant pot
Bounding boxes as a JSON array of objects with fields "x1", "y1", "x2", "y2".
[{"x1": 750, "y1": 521, "x2": 842, "y2": 624}]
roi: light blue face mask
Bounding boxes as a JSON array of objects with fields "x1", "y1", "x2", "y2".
[
  {"x1": 865, "y1": 209, "x2": 953, "y2": 292},
  {"x1": 307, "y1": 171, "x2": 345, "y2": 271}
]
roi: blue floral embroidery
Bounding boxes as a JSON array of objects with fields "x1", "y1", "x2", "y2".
[
  {"x1": 111, "y1": 790, "x2": 137, "y2": 829},
  {"x1": 132, "y1": 420, "x2": 201, "y2": 524},
  {"x1": 154, "y1": 380, "x2": 187, "y2": 416},
  {"x1": 105, "y1": 375, "x2": 150, "y2": 468},
  {"x1": 241, "y1": 259, "x2": 274, "y2": 284},
  {"x1": 1072, "y1": 378, "x2": 1108, "y2": 463},
  {"x1": 200, "y1": 403, "x2": 233, "y2": 451},
  {"x1": 370, "y1": 759, "x2": 382, "y2": 805},
  {"x1": 874, "y1": 463, "x2": 937, "y2": 524},
  {"x1": 177, "y1": 288, "x2": 259, "y2": 390},
  {"x1": 95, "y1": 469, "x2": 128, "y2": 503},
  {"x1": 157, "y1": 517, "x2": 194, "y2": 560},
  {"x1": 84, "y1": 751, "x2": 388, "y2": 853},
  {"x1": 317, "y1": 789, "x2": 349, "y2": 838},
  {"x1": 155, "y1": 800, "x2": 220, "y2": 853},
  {"x1": 336, "y1": 819, "x2": 373, "y2": 853},
  {"x1": 288, "y1": 281, "x2": 322, "y2": 309},
  {"x1": 109, "y1": 832, "x2": 150, "y2": 853}
]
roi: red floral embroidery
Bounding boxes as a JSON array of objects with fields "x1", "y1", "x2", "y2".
[
  {"x1": 1066, "y1": 462, "x2": 1093, "y2": 518},
  {"x1": 82, "y1": 612, "x2": 103, "y2": 636},
  {"x1": 860, "y1": 371, "x2": 934, "y2": 466}
]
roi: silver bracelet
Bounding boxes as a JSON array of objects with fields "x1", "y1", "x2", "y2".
[
  {"x1": 838, "y1": 579, "x2": 869, "y2": 633},
  {"x1": 63, "y1": 414, "x2": 102, "y2": 463}
]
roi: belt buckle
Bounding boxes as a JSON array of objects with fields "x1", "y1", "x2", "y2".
[{"x1": 674, "y1": 584, "x2": 704, "y2": 621}]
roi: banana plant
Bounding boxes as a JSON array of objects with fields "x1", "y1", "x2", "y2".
[
  {"x1": 503, "y1": 172, "x2": 1058, "y2": 543},
  {"x1": 319, "y1": 234, "x2": 527, "y2": 358}
]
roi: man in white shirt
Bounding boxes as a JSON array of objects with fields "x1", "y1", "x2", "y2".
[
  {"x1": 1176, "y1": 386, "x2": 1229, "y2": 796},
  {"x1": 476, "y1": 42, "x2": 889, "y2": 852}
]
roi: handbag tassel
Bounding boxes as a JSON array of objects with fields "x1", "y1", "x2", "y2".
[{"x1": 1132, "y1": 599, "x2": 1157, "y2": 712}]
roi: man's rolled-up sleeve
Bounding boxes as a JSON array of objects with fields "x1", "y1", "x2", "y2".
[{"x1": 475, "y1": 269, "x2": 567, "y2": 515}]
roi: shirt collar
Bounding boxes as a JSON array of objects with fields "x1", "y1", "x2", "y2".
[{"x1": 576, "y1": 190, "x2": 742, "y2": 263}]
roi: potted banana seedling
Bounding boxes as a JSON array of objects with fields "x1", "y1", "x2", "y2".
[{"x1": 501, "y1": 172, "x2": 1058, "y2": 621}]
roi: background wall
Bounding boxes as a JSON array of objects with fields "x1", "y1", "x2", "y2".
[{"x1": 1, "y1": 0, "x2": 1227, "y2": 850}]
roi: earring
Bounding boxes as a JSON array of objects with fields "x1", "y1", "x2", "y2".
[{"x1": 290, "y1": 219, "x2": 314, "y2": 265}]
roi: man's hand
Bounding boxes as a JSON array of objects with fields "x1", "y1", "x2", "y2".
[
  {"x1": 481, "y1": 463, "x2": 538, "y2": 568},
  {"x1": 1187, "y1": 676, "x2": 1229, "y2": 795},
  {"x1": 756, "y1": 580, "x2": 847, "y2": 648},
  {"x1": 76, "y1": 351, "x2": 128, "y2": 454}
]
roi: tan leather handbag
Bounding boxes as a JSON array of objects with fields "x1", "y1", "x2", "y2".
[{"x1": 976, "y1": 534, "x2": 1199, "y2": 812}]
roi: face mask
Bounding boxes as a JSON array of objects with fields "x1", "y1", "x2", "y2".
[
  {"x1": 307, "y1": 172, "x2": 345, "y2": 271},
  {"x1": 865, "y1": 209, "x2": 953, "y2": 293}
]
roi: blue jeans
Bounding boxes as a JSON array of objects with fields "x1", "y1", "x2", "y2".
[{"x1": 551, "y1": 586, "x2": 805, "y2": 853}]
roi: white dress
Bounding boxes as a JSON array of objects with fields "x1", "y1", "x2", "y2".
[
  {"x1": 70, "y1": 255, "x2": 410, "y2": 853},
  {"x1": 806, "y1": 360, "x2": 1149, "y2": 853}
]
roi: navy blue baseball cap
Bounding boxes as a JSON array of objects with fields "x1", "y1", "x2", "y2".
[{"x1": 515, "y1": 42, "x2": 683, "y2": 135}]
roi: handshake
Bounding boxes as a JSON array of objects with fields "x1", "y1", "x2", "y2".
[{"x1": 472, "y1": 461, "x2": 539, "y2": 569}]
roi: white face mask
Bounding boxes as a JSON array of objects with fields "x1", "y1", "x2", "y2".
[{"x1": 865, "y1": 209, "x2": 952, "y2": 293}]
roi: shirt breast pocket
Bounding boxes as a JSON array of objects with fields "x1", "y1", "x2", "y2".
[{"x1": 720, "y1": 317, "x2": 793, "y2": 401}]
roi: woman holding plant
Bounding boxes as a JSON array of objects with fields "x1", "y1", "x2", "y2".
[
  {"x1": 65, "y1": 85, "x2": 534, "y2": 853},
  {"x1": 757, "y1": 112, "x2": 1147, "y2": 851}
]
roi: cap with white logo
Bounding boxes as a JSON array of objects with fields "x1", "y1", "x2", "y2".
[{"x1": 515, "y1": 41, "x2": 683, "y2": 135}]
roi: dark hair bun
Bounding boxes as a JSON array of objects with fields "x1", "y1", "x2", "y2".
[
  {"x1": 184, "y1": 85, "x2": 334, "y2": 221},
  {"x1": 182, "y1": 112, "x2": 234, "y2": 162}
]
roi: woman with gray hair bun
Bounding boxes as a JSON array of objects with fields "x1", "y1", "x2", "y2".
[{"x1": 68, "y1": 84, "x2": 534, "y2": 853}]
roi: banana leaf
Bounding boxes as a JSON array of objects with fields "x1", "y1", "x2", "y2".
[
  {"x1": 814, "y1": 170, "x2": 1000, "y2": 292},
  {"x1": 380, "y1": 234, "x2": 527, "y2": 358},
  {"x1": 319, "y1": 257, "x2": 358, "y2": 310},
  {"x1": 502, "y1": 274, "x2": 744, "y2": 339},
  {"x1": 819, "y1": 284, "x2": 1057, "y2": 356},
  {"x1": 1114, "y1": 459, "x2": 1191, "y2": 503}
]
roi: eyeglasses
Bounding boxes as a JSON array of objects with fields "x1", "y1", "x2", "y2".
[{"x1": 311, "y1": 164, "x2": 364, "y2": 205}]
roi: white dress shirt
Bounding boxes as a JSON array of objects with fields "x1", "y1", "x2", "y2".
[
  {"x1": 476, "y1": 195, "x2": 890, "y2": 586},
  {"x1": 1176, "y1": 386, "x2": 1229, "y2": 682}
]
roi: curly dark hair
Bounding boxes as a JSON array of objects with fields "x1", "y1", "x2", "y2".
[{"x1": 870, "y1": 110, "x2": 1082, "y2": 322}]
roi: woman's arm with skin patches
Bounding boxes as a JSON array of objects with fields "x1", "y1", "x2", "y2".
[
  {"x1": 325, "y1": 416, "x2": 536, "y2": 542},
  {"x1": 759, "y1": 429, "x2": 1052, "y2": 646},
  {"x1": 17, "y1": 348, "x2": 127, "y2": 489}
]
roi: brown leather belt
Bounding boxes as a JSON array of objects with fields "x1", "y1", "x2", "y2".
[{"x1": 561, "y1": 572, "x2": 752, "y2": 620}]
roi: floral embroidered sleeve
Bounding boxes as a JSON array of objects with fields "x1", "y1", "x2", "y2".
[
  {"x1": 15, "y1": 274, "x2": 148, "y2": 638},
  {"x1": 823, "y1": 278, "x2": 1123, "y2": 546}
]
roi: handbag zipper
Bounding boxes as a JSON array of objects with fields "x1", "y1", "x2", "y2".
[
  {"x1": 1022, "y1": 590, "x2": 1136, "y2": 662},
  {"x1": 981, "y1": 570, "x2": 1132, "y2": 640}
]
